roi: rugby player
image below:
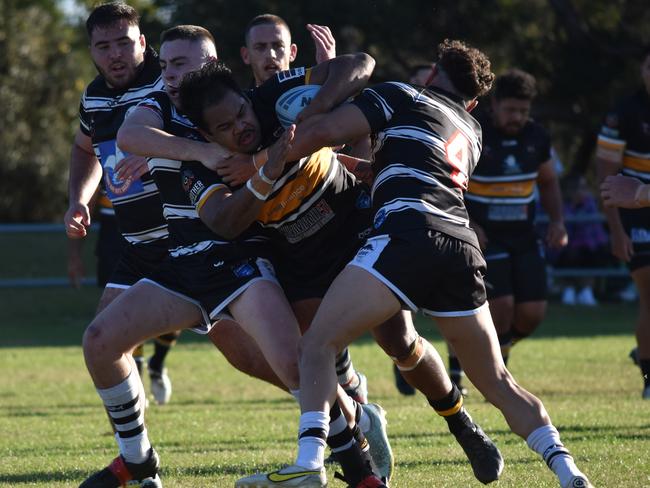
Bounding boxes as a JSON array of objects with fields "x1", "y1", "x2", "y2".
[
  {"x1": 448, "y1": 68, "x2": 568, "y2": 392},
  {"x1": 63, "y1": 2, "x2": 178, "y2": 411},
  {"x1": 596, "y1": 46, "x2": 650, "y2": 400},
  {"x1": 178, "y1": 54, "x2": 504, "y2": 487},
  {"x1": 237, "y1": 14, "x2": 368, "y2": 403},
  {"x1": 114, "y1": 28, "x2": 390, "y2": 487},
  {"x1": 233, "y1": 39, "x2": 593, "y2": 488}
]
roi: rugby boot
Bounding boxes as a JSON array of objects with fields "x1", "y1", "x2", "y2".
[
  {"x1": 563, "y1": 475, "x2": 595, "y2": 488},
  {"x1": 392, "y1": 364, "x2": 415, "y2": 396},
  {"x1": 148, "y1": 362, "x2": 172, "y2": 405},
  {"x1": 629, "y1": 347, "x2": 639, "y2": 366},
  {"x1": 344, "y1": 372, "x2": 368, "y2": 404},
  {"x1": 453, "y1": 422, "x2": 504, "y2": 484},
  {"x1": 361, "y1": 403, "x2": 394, "y2": 482},
  {"x1": 79, "y1": 448, "x2": 162, "y2": 487},
  {"x1": 234, "y1": 465, "x2": 326, "y2": 487}
]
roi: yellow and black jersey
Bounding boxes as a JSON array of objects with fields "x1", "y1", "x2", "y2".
[
  {"x1": 79, "y1": 48, "x2": 167, "y2": 246},
  {"x1": 248, "y1": 68, "x2": 369, "y2": 252},
  {"x1": 596, "y1": 88, "x2": 650, "y2": 180},
  {"x1": 465, "y1": 115, "x2": 551, "y2": 231}
]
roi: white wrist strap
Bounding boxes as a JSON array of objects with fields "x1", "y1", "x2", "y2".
[
  {"x1": 258, "y1": 167, "x2": 275, "y2": 185},
  {"x1": 246, "y1": 179, "x2": 269, "y2": 201}
]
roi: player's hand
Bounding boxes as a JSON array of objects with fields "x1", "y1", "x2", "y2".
[
  {"x1": 67, "y1": 239, "x2": 85, "y2": 289},
  {"x1": 64, "y1": 202, "x2": 91, "y2": 238},
  {"x1": 601, "y1": 175, "x2": 645, "y2": 208},
  {"x1": 546, "y1": 221, "x2": 568, "y2": 249},
  {"x1": 472, "y1": 222, "x2": 488, "y2": 250},
  {"x1": 115, "y1": 155, "x2": 149, "y2": 181},
  {"x1": 263, "y1": 125, "x2": 295, "y2": 180},
  {"x1": 308, "y1": 24, "x2": 336, "y2": 64},
  {"x1": 610, "y1": 228, "x2": 634, "y2": 262},
  {"x1": 215, "y1": 153, "x2": 257, "y2": 186},
  {"x1": 196, "y1": 142, "x2": 233, "y2": 171}
]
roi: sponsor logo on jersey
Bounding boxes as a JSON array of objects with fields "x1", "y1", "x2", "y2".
[
  {"x1": 356, "y1": 191, "x2": 371, "y2": 209},
  {"x1": 277, "y1": 67, "x2": 305, "y2": 82},
  {"x1": 502, "y1": 154, "x2": 522, "y2": 174},
  {"x1": 232, "y1": 262, "x2": 255, "y2": 278},
  {"x1": 181, "y1": 169, "x2": 205, "y2": 206},
  {"x1": 276, "y1": 199, "x2": 335, "y2": 244},
  {"x1": 356, "y1": 242, "x2": 374, "y2": 258},
  {"x1": 631, "y1": 227, "x2": 650, "y2": 244}
]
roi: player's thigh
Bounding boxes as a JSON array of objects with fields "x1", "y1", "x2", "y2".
[
  {"x1": 228, "y1": 279, "x2": 302, "y2": 360},
  {"x1": 96, "y1": 285, "x2": 124, "y2": 314},
  {"x1": 303, "y1": 264, "x2": 402, "y2": 353},
  {"x1": 513, "y1": 300, "x2": 547, "y2": 331},
  {"x1": 88, "y1": 280, "x2": 202, "y2": 352},
  {"x1": 511, "y1": 237, "x2": 547, "y2": 304},
  {"x1": 434, "y1": 306, "x2": 509, "y2": 391}
]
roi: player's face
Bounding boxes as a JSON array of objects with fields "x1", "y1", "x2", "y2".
[
  {"x1": 90, "y1": 20, "x2": 145, "y2": 89},
  {"x1": 242, "y1": 23, "x2": 296, "y2": 85},
  {"x1": 160, "y1": 39, "x2": 216, "y2": 105},
  {"x1": 201, "y1": 90, "x2": 261, "y2": 153},
  {"x1": 491, "y1": 97, "x2": 531, "y2": 136},
  {"x1": 641, "y1": 54, "x2": 650, "y2": 95}
]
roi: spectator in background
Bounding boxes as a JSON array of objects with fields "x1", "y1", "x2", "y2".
[
  {"x1": 596, "y1": 45, "x2": 650, "y2": 399},
  {"x1": 556, "y1": 175, "x2": 610, "y2": 306}
]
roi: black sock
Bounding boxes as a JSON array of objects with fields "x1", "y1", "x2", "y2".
[
  {"x1": 448, "y1": 355, "x2": 463, "y2": 384},
  {"x1": 327, "y1": 402, "x2": 375, "y2": 484},
  {"x1": 640, "y1": 359, "x2": 650, "y2": 388},
  {"x1": 148, "y1": 332, "x2": 179, "y2": 372},
  {"x1": 428, "y1": 384, "x2": 472, "y2": 436}
]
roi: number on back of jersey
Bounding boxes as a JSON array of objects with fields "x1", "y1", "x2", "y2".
[{"x1": 445, "y1": 131, "x2": 470, "y2": 190}]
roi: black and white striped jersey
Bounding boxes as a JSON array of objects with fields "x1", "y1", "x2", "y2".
[
  {"x1": 138, "y1": 91, "x2": 264, "y2": 259},
  {"x1": 78, "y1": 48, "x2": 167, "y2": 246},
  {"x1": 466, "y1": 115, "x2": 551, "y2": 232},
  {"x1": 351, "y1": 82, "x2": 481, "y2": 248}
]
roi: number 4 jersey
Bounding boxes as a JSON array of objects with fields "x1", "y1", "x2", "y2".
[{"x1": 351, "y1": 82, "x2": 482, "y2": 249}]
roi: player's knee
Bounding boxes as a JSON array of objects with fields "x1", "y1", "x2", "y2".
[
  {"x1": 390, "y1": 335, "x2": 427, "y2": 372},
  {"x1": 82, "y1": 320, "x2": 107, "y2": 357}
]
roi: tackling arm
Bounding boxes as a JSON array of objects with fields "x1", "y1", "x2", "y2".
[{"x1": 537, "y1": 159, "x2": 568, "y2": 249}]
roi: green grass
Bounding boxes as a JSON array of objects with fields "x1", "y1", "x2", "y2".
[{"x1": 1, "y1": 298, "x2": 649, "y2": 487}]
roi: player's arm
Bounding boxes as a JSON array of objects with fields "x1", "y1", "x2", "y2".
[
  {"x1": 64, "y1": 129, "x2": 102, "y2": 238},
  {"x1": 595, "y1": 112, "x2": 632, "y2": 261},
  {"x1": 117, "y1": 106, "x2": 230, "y2": 170},
  {"x1": 295, "y1": 53, "x2": 375, "y2": 122},
  {"x1": 601, "y1": 175, "x2": 650, "y2": 208},
  {"x1": 198, "y1": 127, "x2": 294, "y2": 239},
  {"x1": 536, "y1": 159, "x2": 568, "y2": 248}
]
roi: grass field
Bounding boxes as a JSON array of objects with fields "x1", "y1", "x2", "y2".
[{"x1": 1, "y1": 285, "x2": 649, "y2": 487}]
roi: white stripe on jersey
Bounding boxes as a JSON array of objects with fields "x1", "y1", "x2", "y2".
[
  {"x1": 148, "y1": 158, "x2": 182, "y2": 172},
  {"x1": 110, "y1": 183, "x2": 159, "y2": 205},
  {"x1": 364, "y1": 87, "x2": 394, "y2": 121},
  {"x1": 377, "y1": 197, "x2": 470, "y2": 227},
  {"x1": 385, "y1": 81, "x2": 422, "y2": 99},
  {"x1": 597, "y1": 134, "x2": 625, "y2": 146},
  {"x1": 82, "y1": 78, "x2": 164, "y2": 111},
  {"x1": 372, "y1": 163, "x2": 459, "y2": 201},
  {"x1": 464, "y1": 193, "x2": 536, "y2": 205},
  {"x1": 621, "y1": 168, "x2": 650, "y2": 181},
  {"x1": 123, "y1": 224, "x2": 169, "y2": 244},
  {"x1": 626, "y1": 149, "x2": 650, "y2": 158},
  {"x1": 163, "y1": 204, "x2": 199, "y2": 220},
  {"x1": 414, "y1": 92, "x2": 481, "y2": 160},
  {"x1": 470, "y1": 172, "x2": 538, "y2": 183},
  {"x1": 381, "y1": 126, "x2": 447, "y2": 153},
  {"x1": 169, "y1": 239, "x2": 225, "y2": 258}
]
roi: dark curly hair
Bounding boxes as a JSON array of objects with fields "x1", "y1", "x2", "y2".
[
  {"x1": 178, "y1": 60, "x2": 243, "y2": 132},
  {"x1": 86, "y1": 2, "x2": 139, "y2": 39},
  {"x1": 436, "y1": 39, "x2": 494, "y2": 100},
  {"x1": 494, "y1": 68, "x2": 537, "y2": 101}
]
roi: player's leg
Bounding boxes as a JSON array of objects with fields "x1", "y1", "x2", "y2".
[
  {"x1": 372, "y1": 311, "x2": 503, "y2": 484},
  {"x1": 207, "y1": 318, "x2": 287, "y2": 391},
  {"x1": 80, "y1": 281, "x2": 201, "y2": 487},
  {"x1": 147, "y1": 330, "x2": 180, "y2": 405},
  {"x1": 292, "y1": 298, "x2": 368, "y2": 404},
  {"x1": 436, "y1": 307, "x2": 591, "y2": 488},
  {"x1": 631, "y1": 265, "x2": 650, "y2": 398}
]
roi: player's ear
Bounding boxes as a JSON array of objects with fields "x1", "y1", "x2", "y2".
[
  {"x1": 466, "y1": 99, "x2": 478, "y2": 113},
  {"x1": 240, "y1": 46, "x2": 250, "y2": 65},
  {"x1": 289, "y1": 43, "x2": 297, "y2": 63},
  {"x1": 425, "y1": 63, "x2": 436, "y2": 86},
  {"x1": 139, "y1": 34, "x2": 146, "y2": 52}
]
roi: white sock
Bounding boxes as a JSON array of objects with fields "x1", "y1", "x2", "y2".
[
  {"x1": 97, "y1": 372, "x2": 151, "y2": 463},
  {"x1": 296, "y1": 411, "x2": 328, "y2": 470},
  {"x1": 527, "y1": 424, "x2": 584, "y2": 487}
]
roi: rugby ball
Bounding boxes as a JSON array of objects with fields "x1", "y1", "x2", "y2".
[{"x1": 275, "y1": 84, "x2": 321, "y2": 128}]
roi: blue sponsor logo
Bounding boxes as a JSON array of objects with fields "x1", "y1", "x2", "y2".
[
  {"x1": 97, "y1": 140, "x2": 144, "y2": 199},
  {"x1": 356, "y1": 191, "x2": 371, "y2": 209},
  {"x1": 373, "y1": 209, "x2": 386, "y2": 229},
  {"x1": 233, "y1": 263, "x2": 255, "y2": 278}
]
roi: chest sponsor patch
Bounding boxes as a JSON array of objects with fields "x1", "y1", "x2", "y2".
[
  {"x1": 276, "y1": 199, "x2": 335, "y2": 244},
  {"x1": 97, "y1": 140, "x2": 144, "y2": 199},
  {"x1": 487, "y1": 204, "x2": 528, "y2": 221}
]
